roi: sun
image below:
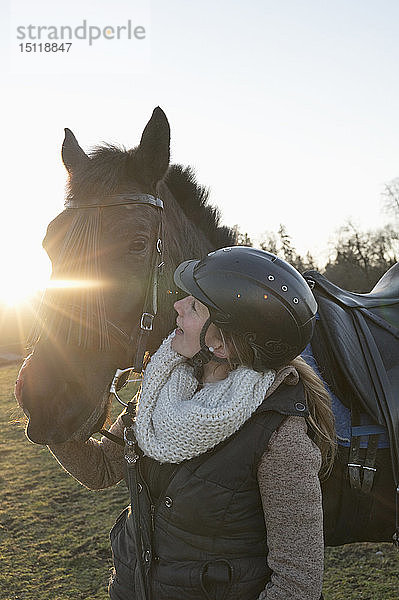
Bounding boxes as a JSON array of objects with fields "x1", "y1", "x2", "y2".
[
  {"x1": 1, "y1": 287, "x2": 34, "y2": 308},
  {"x1": 0, "y1": 251, "x2": 51, "y2": 308},
  {"x1": 0, "y1": 271, "x2": 47, "y2": 308},
  {"x1": 0, "y1": 271, "x2": 103, "y2": 309},
  {"x1": 0, "y1": 247, "x2": 104, "y2": 308}
]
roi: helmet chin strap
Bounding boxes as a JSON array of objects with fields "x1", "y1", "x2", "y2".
[{"x1": 188, "y1": 317, "x2": 228, "y2": 381}]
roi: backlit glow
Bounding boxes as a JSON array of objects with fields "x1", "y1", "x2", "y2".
[{"x1": 46, "y1": 279, "x2": 102, "y2": 289}]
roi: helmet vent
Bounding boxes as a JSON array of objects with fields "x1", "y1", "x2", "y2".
[
  {"x1": 268, "y1": 275, "x2": 275, "y2": 281},
  {"x1": 293, "y1": 297, "x2": 299, "y2": 304},
  {"x1": 281, "y1": 285, "x2": 288, "y2": 292}
]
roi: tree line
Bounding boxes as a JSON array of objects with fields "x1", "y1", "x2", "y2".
[{"x1": 234, "y1": 180, "x2": 399, "y2": 293}]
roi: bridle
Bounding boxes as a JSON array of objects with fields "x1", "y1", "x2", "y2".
[{"x1": 65, "y1": 193, "x2": 164, "y2": 406}]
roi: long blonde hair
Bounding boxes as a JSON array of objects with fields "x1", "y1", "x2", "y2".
[
  {"x1": 218, "y1": 328, "x2": 337, "y2": 478},
  {"x1": 290, "y1": 355, "x2": 337, "y2": 478}
]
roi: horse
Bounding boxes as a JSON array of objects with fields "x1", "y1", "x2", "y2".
[{"x1": 18, "y1": 107, "x2": 398, "y2": 547}]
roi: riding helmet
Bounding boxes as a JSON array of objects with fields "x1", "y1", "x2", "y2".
[{"x1": 173, "y1": 246, "x2": 317, "y2": 370}]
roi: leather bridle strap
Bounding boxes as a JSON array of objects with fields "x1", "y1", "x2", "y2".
[
  {"x1": 65, "y1": 194, "x2": 164, "y2": 210},
  {"x1": 65, "y1": 193, "x2": 164, "y2": 374},
  {"x1": 132, "y1": 218, "x2": 163, "y2": 372}
]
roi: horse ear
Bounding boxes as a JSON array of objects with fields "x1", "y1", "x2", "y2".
[
  {"x1": 132, "y1": 107, "x2": 170, "y2": 185},
  {"x1": 62, "y1": 128, "x2": 90, "y2": 173}
]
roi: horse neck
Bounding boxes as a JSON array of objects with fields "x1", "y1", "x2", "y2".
[
  {"x1": 162, "y1": 181, "x2": 213, "y2": 262},
  {"x1": 147, "y1": 181, "x2": 215, "y2": 352}
]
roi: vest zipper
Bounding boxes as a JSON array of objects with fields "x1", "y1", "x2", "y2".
[
  {"x1": 136, "y1": 459, "x2": 157, "y2": 537},
  {"x1": 138, "y1": 459, "x2": 180, "y2": 531}
]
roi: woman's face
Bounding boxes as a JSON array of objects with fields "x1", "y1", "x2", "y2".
[{"x1": 172, "y1": 295, "x2": 221, "y2": 358}]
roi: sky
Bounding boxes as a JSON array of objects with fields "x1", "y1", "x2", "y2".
[{"x1": 2, "y1": 0, "x2": 399, "y2": 306}]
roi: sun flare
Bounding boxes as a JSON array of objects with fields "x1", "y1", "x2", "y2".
[
  {"x1": 0, "y1": 270, "x2": 47, "y2": 308},
  {"x1": 1, "y1": 287, "x2": 35, "y2": 308},
  {"x1": 46, "y1": 279, "x2": 102, "y2": 290},
  {"x1": 0, "y1": 277, "x2": 103, "y2": 308},
  {"x1": 0, "y1": 226, "x2": 105, "y2": 310},
  {"x1": 0, "y1": 249, "x2": 51, "y2": 308}
]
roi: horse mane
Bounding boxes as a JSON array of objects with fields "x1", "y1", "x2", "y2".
[
  {"x1": 65, "y1": 144, "x2": 236, "y2": 248},
  {"x1": 164, "y1": 164, "x2": 236, "y2": 249}
]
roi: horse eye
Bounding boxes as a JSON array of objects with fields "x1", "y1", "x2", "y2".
[{"x1": 129, "y1": 239, "x2": 147, "y2": 253}]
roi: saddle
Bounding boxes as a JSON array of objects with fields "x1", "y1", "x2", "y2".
[{"x1": 303, "y1": 263, "x2": 399, "y2": 486}]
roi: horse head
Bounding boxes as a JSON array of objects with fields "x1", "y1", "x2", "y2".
[{"x1": 19, "y1": 107, "x2": 177, "y2": 445}]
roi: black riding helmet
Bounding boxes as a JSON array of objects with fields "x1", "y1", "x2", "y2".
[{"x1": 173, "y1": 246, "x2": 317, "y2": 371}]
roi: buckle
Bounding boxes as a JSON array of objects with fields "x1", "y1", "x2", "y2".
[
  {"x1": 140, "y1": 313, "x2": 154, "y2": 331},
  {"x1": 307, "y1": 278, "x2": 316, "y2": 290},
  {"x1": 124, "y1": 427, "x2": 139, "y2": 464},
  {"x1": 189, "y1": 346, "x2": 214, "y2": 368}
]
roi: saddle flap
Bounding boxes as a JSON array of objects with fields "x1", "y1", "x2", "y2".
[
  {"x1": 310, "y1": 280, "x2": 399, "y2": 483},
  {"x1": 304, "y1": 269, "x2": 399, "y2": 309},
  {"x1": 315, "y1": 295, "x2": 384, "y2": 422}
]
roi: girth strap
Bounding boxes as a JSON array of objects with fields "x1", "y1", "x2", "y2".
[
  {"x1": 394, "y1": 485, "x2": 399, "y2": 547},
  {"x1": 362, "y1": 434, "x2": 380, "y2": 494},
  {"x1": 347, "y1": 405, "x2": 382, "y2": 494}
]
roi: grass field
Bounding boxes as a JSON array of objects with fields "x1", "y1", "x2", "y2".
[{"x1": 1, "y1": 363, "x2": 398, "y2": 599}]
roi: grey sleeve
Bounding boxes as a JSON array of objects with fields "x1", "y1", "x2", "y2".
[
  {"x1": 257, "y1": 416, "x2": 324, "y2": 600},
  {"x1": 48, "y1": 413, "x2": 125, "y2": 490}
]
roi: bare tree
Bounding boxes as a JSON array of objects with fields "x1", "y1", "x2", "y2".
[
  {"x1": 260, "y1": 231, "x2": 278, "y2": 255},
  {"x1": 278, "y1": 224, "x2": 294, "y2": 263},
  {"x1": 232, "y1": 225, "x2": 253, "y2": 247},
  {"x1": 382, "y1": 177, "x2": 399, "y2": 221},
  {"x1": 324, "y1": 221, "x2": 397, "y2": 292},
  {"x1": 259, "y1": 225, "x2": 317, "y2": 273}
]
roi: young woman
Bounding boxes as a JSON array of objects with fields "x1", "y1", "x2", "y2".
[{"x1": 17, "y1": 246, "x2": 335, "y2": 600}]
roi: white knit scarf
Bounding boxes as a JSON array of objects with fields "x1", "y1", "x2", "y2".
[{"x1": 134, "y1": 333, "x2": 276, "y2": 463}]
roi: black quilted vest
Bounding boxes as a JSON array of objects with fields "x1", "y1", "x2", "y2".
[{"x1": 109, "y1": 381, "x2": 308, "y2": 600}]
